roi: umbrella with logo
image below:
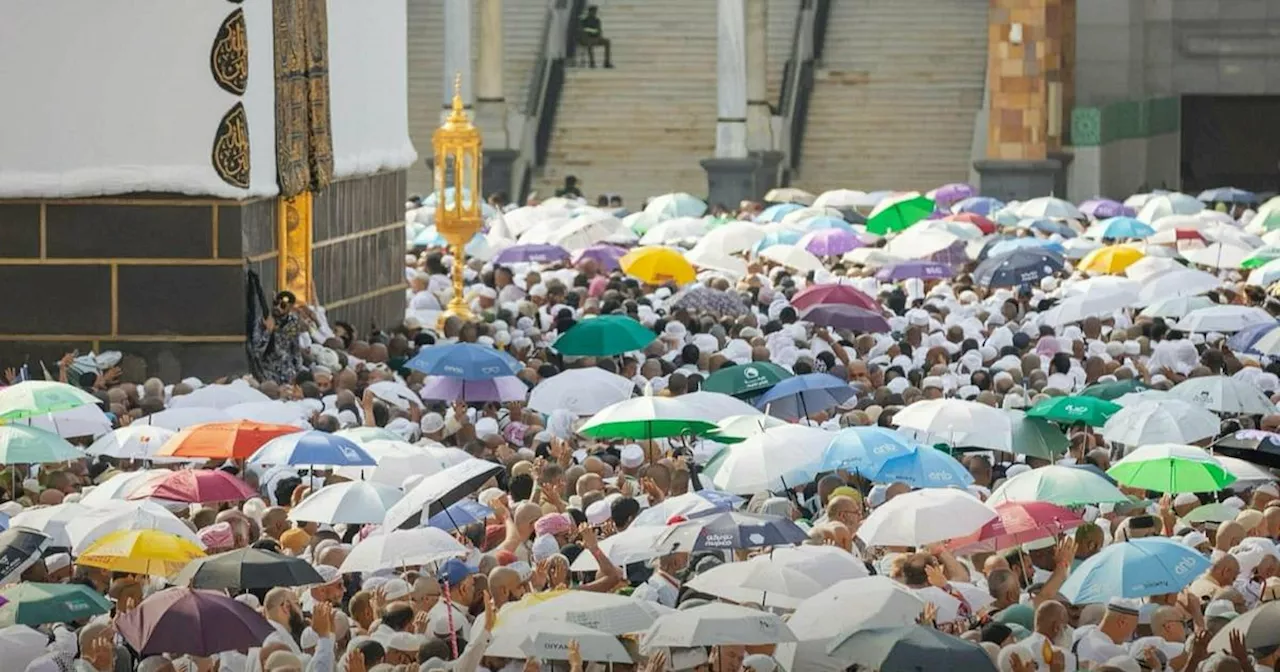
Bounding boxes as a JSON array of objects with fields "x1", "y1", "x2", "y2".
[
  {"x1": 0, "y1": 528, "x2": 50, "y2": 586},
  {"x1": 116, "y1": 587, "x2": 275, "y2": 657},
  {"x1": 820, "y1": 426, "x2": 919, "y2": 473},
  {"x1": 1060, "y1": 538, "x2": 1211, "y2": 604},
  {"x1": 875, "y1": 260, "x2": 952, "y2": 281},
  {"x1": 1108, "y1": 443, "x2": 1236, "y2": 493},
  {"x1": 1026, "y1": 395, "x2": 1121, "y2": 427},
  {"x1": 247, "y1": 430, "x2": 376, "y2": 468},
  {"x1": 520, "y1": 621, "x2": 633, "y2": 664},
  {"x1": 703, "y1": 362, "x2": 792, "y2": 398},
  {"x1": 0, "y1": 583, "x2": 111, "y2": 626},
  {"x1": 870, "y1": 445, "x2": 973, "y2": 489},
  {"x1": 973, "y1": 248, "x2": 1065, "y2": 288},
  {"x1": 654, "y1": 511, "x2": 808, "y2": 553},
  {"x1": 1170, "y1": 375, "x2": 1275, "y2": 415},
  {"x1": 553, "y1": 315, "x2": 657, "y2": 357},
  {"x1": 172, "y1": 547, "x2": 324, "y2": 591},
  {"x1": 405, "y1": 342, "x2": 523, "y2": 379}
]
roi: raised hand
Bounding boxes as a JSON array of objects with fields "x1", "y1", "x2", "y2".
[
  {"x1": 567, "y1": 639, "x2": 583, "y2": 672},
  {"x1": 311, "y1": 600, "x2": 334, "y2": 638},
  {"x1": 1053, "y1": 537, "x2": 1076, "y2": 571},
  {"x1": 483, "y1": 589, "x2": 498, "y2": 632},
  {"x1": 344, "y1": 650, "x2": 367, "y2": 672},
  {"x1": 925, "y1": 563, "x2": 949, "y2": 588}
]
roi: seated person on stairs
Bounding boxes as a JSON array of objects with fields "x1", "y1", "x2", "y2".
[{"x1": 578, "y1": 5, "x2": 614, "y2": 68}]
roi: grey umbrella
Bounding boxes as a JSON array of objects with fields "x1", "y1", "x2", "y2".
[
  {"x1": 827, "y1": 625, "x2": 997, "y2": 672},
  {"x1": 1210, "y1": 601, "x2": 1280, "y2": 653},
  {"x1": 172, "y1": 547, "x2": 324, "y2": 591}
]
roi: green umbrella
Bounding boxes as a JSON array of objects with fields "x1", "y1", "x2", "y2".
[
  {"x1": 0, "y1": 426, "x2": 84, "y2": 465},
  {"x1": 702, "y1": 362, "x2": 792, "y2": 398},
  {"x1": 866, "y1": 195, "x2": 935, "y2": 235},
  {"x1": 0, "y1": 583, "x2": 111, "y2": 626},
  {"x1": 578, "y1": 396, "x2": 716, "y2": 440},
  {"x1": 1026, "y1": 395, "x2": 1120, "y2": 427},
  {"x1": 1242, "y1": 246, "x2": 1280, "y2": 270},
  {"x1": 1079, "y1": 379, "x2": 1150, "y2": 401},
  {"x1": 552, "y1": 315, "x2": 656, "y2": 357},
  {"x1": 1107, "y1": 443, "x2": 1237, "y2": 493},
  {"x1": 0, "y1": 381, "x2": 100, "y2": 422},
  {"x1": 1006, "y1": 411, "x2": 1070, "y2": 459}
]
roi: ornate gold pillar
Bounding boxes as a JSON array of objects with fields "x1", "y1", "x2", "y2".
[{"x1": 278, "y1": 193, "x2": 314, "y2": 300}]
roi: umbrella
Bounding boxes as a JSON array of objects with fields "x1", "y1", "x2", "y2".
[
  {"x1": 631, "y1": 490, "x2": 743, "y2": 527},
  {"x1": 334, "y1": 426, "x2": 402, "y2": 444},
  {"x1": 866, "y1": 195, "x2": 935, "y2": 234},
  {"x1": 1078, "y1": 244, "x2": 1145, "y2": 274},
  {"x1": 1089, "y1": 216, "x2": 1156, "y2": 239},
  {"x1": 1139, "y1": 295, "x2": 1216, "y2": 319},
  {"x1": 944, "y1": 212, "x2": 997, "y2": 234},
  {"x1": 702, "y1": 362, "x2": 793, "y2": 398},
  {"x1": 0, "y1": 583, "x2": 110, "y2": 627},
  {"x1": 1170, "y1": 375, "x2": 1274, "y2": 414},
  {"x1": 1060, "y1": 538, "x2": 1211, "y2": 604},
  {"x1": 764, "y1": 545, "x2": 869, "y2": 583},
  {"x1": 799, "y1": 304, "x2": 891, "y2": 332},
  {"x1": 1025, "y1": 395, "x2": 1121, "y2": 426},
  {"x1": 668, "y1": 285, "x2": 749, "y2": 316},
  {"x1": 569, "y1": 525, "x2": 669, "y2": 572},
  {"x1": 875, "y1": 260, "x2": 952, "y2": 281},
  {"x1": 520, "y1": 622, "x2": 632, "y2": 663},
  {"x1": 620, "y1": 246, "x2": 696, "y2": 284},
  {"x1": 1101, "y1": 399, "x2": 1220, "y2": 446},
  {"x1": 982, "y1": 237, "x2": 1062, "y2": 259},
  {"x1": 1199, "y1": 187, "x2": 1257, "y2": 204},
  {"x1": 1176, "y1": 305, "x2": 1275, "y2": 333},
  {"x1": 753, "y1": 373, "x2": 855, "y2": 421},
  {"x1": 799, "y1": 228, "x2": 863, "y2": 256},
  {"x1": 419, "y1": 375, "x2": 528, "y2": 403},
  {"x1": 703, "y1": 425, "x2": 832, "y2": 493},
  {"x1": 1108, "y1": 443, "x2": 1236, "y2": 493},
  {"x1": 698, "y1": 222, "x2": 765, "y2": 253},
  {"x1": 871, "y1": 445, "x2": 974, "y2": 489},
  {"x1": 757, "y1": 202, "x2": 806, "y2": 223},
  {"x1": 987, "y1": 464, "x2": 1130, "y2": 507},
  {"x1": 65, "y1": 500, "x2": 202, "y2": 555},
  {"x1": 116, "y1": 587, "x2": 274, "y2": 656},
  {"x1": 641, "y1": 602, "x2": 796, "y2": 648},
  {"x1": 685, "y1": 245, "x2": 749, "y2": 278},
  {"x1": 139, "y1": 407, "x2": 232, "y2": 431},
  {"x1": 1183, "y1": 502, "x2": 1240, "y2": 524},
  {"x1": 331, "y1": 439, "x2": 469, "y2": 484},
  {"x1": 0, "y1": 426, "x2": 83, "y2": 464},
  {"x1": 1138, "y1": 193, "x2": 1205, "y2": 222},
  {"x1": 1005, "y1": 411, "x2": 1071, "y2": 460},
  {"x1": 1209, "y1": 601, "x2": 1280, "y2": 654},
  {"x1": 0, "y1": 624, "x2": 50, "y2": 669},
  {"x1": 383, "y1": 458, "x2": 504, "y2": 529},
  {"x1": 928, "y1": 183, "x2": 975, "y2": 207},
  {"x1": 173, "y1": 547, "x2": 323, "y2": 591},
  {"x1": 952, "y1": 196, "x2": 1004, "y2": 216},
  {"x1": 85, "y1": 426, "x2": 178, "y2": 461},
  {"x1": 702, "y1": 414, "x2": 789, "y2": 445},
  {"x1": 639, "y1": 216, "x2": 708, "y2": 245},
  {"x1": 128, "y1": 469, "x2": 256, "y2": 504},
  {"x1": 571, "y1": 244, "x2": 627, "y2": 271},
  {"x1": 427, "y1": 499, "x2": 494, "y2": 531},
  {"x1": 16, "y1": 403, "x2": 113, "y2": 440},
  {"x1": 1080, "y1": 198, "x2": 1135, "y2": 219},
  {"x1": 686, "y1": 558, "x2": 825, "y2": 609},
  {"x1": 945, "y1": 501, "x2": 1083, "y2": 554},
  {"x1": 77, "y1": 529, "x2": 205, "y2": 577},
  {"x1": 289, "y1": 481, "x2": 405, "y2": 525},
  {"x1": 1182, "y1": 241, "x2": 1252, "y2": 270},
  {"x1": 504, "y1": 590, "x2": 673, "y2": 639},
  {"x1": 1018, "y1": 197, "x2": 1083, "y2": 220},
  {"x1": 78, "y1": 470, "x2": 171, "y2": 508},
  {"x1": 1242, "y1": 245, "x2": 1280, "y2": 270},
  {"x1": 339, "y1": 527, "x2": 467, "y2": 572},
  {"x1": 405, "y1": 342, "x2": 522, "y2": 379},
  {"x1": 493, "y1": 243, "x2": 570, "y2": 264},
  {"x1": 1215, "y1": 456, "x2": 1277, "y2": 486},
  {"x1": 247, "y1": 430, "x2": 375, "y2": 468},
  {"x1": 1250, "y1": 258, "x2": 1280, "y2": 286},
  {"x1": 751, "y1": 229, "x2": 804, "y2": 253},
  {"x1": 654, "y1": 511, "x2": 809, "y2": 552},
  {"x1": 820, "y1": 426, "x2": 920, "y2": 474},
  {"x1": 529, "y1": 368, "x2": 635, "y2": 416},
  {"x1": 154, "y1": 420, "x2": 300, "y2": 461},
  {"x1": 843, "y1": 248, "x2": 903, "y2": 268},
  {"x1": 758, "y1": 245, "x2": 824, "y2": 274},
  {"x1": 885, "y1": 228, "x2": 962, "y2": 259},
  {"x1": 775, "y1": 577, "x2": 925, "y2": 672},
  {"x1": 365, "y1": 381, "x2": 425, "y2": 411},
  {"x1": 0, "y1": 528, "x2": 50, "y2": 585},
  {"x1": 973, "y1": 248, "x2": 1065, "y2": 287},
  {"x1": 827, "y1": 625, "x2": 997, "y2": 672},
  {"x1": 579, "y1": 395, "x2": 717, "y2": 440},
  {"x1": 168, "y1": 383, "x2": 269, "y2": 410},
  {"x1": 790, "y1": 283, "x2": 879, "y2": 311},
  {"x1": 10, "y1": 503, "x2": 85, "y2": 547},
  {"x1": 814, "y1": 189, "x2": 869, "y2": 209},
  {"x1": 0, "y1": 381, "x2": 100, "y2": 422},
  {"x1": 800, "y1": 215, "x2": 859, "y2": 232},
  {"x1": 858, "y1": 489, "x2": 996, "y2": 547},
  {"x1": 892, "y1": 399, "x2": 1014, "y2": 451}
]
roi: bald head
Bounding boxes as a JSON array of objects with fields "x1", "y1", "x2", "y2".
[
  {"x1": 137, "y1": 657, "x2": 177, "y2": 672},
  {"x1": 1035, "y1": 600, "x2": 1068, "y2": 639},
  {"x1": 1216, "y1": 520, "x2": 1246, "y2": 552},
  {"x1": 38, "y1": 489, "x2": 63, "y2": 505},
  {"x1": 488, "y1": 566, "x2": 521, "y2": 606}
]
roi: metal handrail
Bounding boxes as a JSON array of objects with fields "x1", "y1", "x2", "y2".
[
  {"x1": 511, "y1": 0, "x2": 578, "y2": 203},
  {"x1": 775, "y1": 0, "x2": 830, "y2": 183}
]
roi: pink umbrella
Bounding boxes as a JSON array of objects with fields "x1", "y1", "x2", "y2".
[
  {"x1": 799, "y1": 228, "x2": 863, "y2": 256},
  {"x1": 790, "y1": 283, "x2": 879, "y2": 312},
  {"x1": 945, "y1": 501, "x2": 1082, "y2": 554},
  {"x1": 127, "y1": 470, "x2": 257, "y2": 504},
  {"x1": 419, "y1": 375, "x2": 528, "y2": 403},
  {"x1": 117, "y1": 587, "x2": 273, "y2": 656}
]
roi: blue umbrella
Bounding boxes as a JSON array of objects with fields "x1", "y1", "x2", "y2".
[
  {"x1": 248, "y1": 431, "x2": 375, "y2": 467},
  {"x1": 1017, "y1": 218, "x2": 1077, "y2": 238},
  {"x1": 751, "y1": 230, "x2": 803, "y2": 253},
  {"x1": 1059, "y1": 538, "x2": 1211, "y2": 604},
  {"x1": 426, "y1": 499, "x2": 493, "y2": 531},
  {"x1": 951, "y1": 196, "x2": 1005, "y2": 216},
  {"x1": 872, "y1": 446, "x2": 974, "y2": 489},
  {"x1": 1198, "y1": 187, "x2": 1257, "y2": 205},
  {"x1": 754, "y1": 373, "x2": 855, "y2": 420},
  {"x1": 406, "y1": 343, "x2": 522, "y2": 380},
  {"x1": 1094, "y1": 216, "x2": 1155, "y2": 239},
  {"x1": 973, "y1": 248, "x2": 1066, "y2": 288},
  {"x1": 820, "y1": 426, "x2": 919, "y2": 473},
  {"x1": 875, "y1": 261, "x2": 953, "y2": 281},
  {"x1": 985, "y1": 237, "x2": 1064, "y2": 258},
  {"x1": 493, "y1": 243, "x2": 570, "y2": 265},
  {"x1": 1228, "y1": 322, "x2": 1280, "y2": 353},
  {"x1": 799, "y1": 216, "x2": 857, "y2": 233},
  {"x1": 756, "y1": 203, "x2": 805, "y2": 223}
]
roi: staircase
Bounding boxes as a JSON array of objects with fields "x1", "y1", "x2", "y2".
[
  {"x1": 537, "y1": 0, "x2": 718, "y2": 208},
  {"x1": 798, "y1": 0, "x2": 988, "y2": 192},
  {"x1": 767, "y1": 0, "x2": 803, "y2": 104}
]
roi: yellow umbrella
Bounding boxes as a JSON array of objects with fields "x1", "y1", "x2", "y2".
[
  {"x1": 620, "y1": 246, "x2": 696, "y2": 285},
  {"x1": 1078, "y1": 245, "x2": 1145, "y2": 275},
  {"x1": 76, "y1": 529, "x2": 205, "y2": 577}
]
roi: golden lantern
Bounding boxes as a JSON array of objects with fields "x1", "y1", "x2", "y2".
[{"x1": 433, "y1": 73, "x2": 483, "y2": 326}]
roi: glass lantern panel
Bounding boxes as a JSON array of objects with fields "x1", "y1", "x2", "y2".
[{"x1": 461, "y1": 150, "x2": 476, "y2": 210}]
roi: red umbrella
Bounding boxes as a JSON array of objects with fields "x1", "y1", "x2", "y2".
[
  {"x1": 116, "y1": 587, "x2": 273, "y2": 656},
  {"x1": 128, "y1": 469, "x2": 256, "y2": 504},
  {"x1": 945, "y1": 213, "x2": 997, "y2": 235},
  {"x1": 945, "y1": 501, "x2": 1082, "y2": 554},
  {"x1": 790, "y1": 283, "x2": 879, "y2": 312}
]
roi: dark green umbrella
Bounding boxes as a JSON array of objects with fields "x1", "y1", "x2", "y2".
[
  {"x1": 1026, "y1": 395, "x2": 1121, "y2": 427},
  {"x1": 702, "y1": 362, "x2": 793, "y2": 398},
  {"x1": 0, "y1": 583, "x2": 111, "y2": 626},
  {"x1": 171, "y1": 547, "x2": 324, "y2": 592},
  {"x1": 1007, "y1": 411, "x2": 1070, "y2": 459},
  {"x1": 1080, "y1": 379, "x2": 1150, "y2": 401},
  {"x1": 552, "y1": 315, "x2": 656, "y2": 357}
]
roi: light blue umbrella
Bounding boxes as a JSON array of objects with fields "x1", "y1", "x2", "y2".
[
  {"x1": 1198, "y1": 187, "x2": 1257, "y2": 205},
  {"x1": 644, "y1": 193, "x2": 708, "y2": 221},
  {"x1": 406, "y1": 343, "x2": 522, "y2": 380},
  {"x1": 248, "y1": 431, "x2": 374, "y2": 468},
  {"x1": 820, "y1": 427, "x2": 919, "y2": 473},
  {"x1": 412, "y1": 225, "x2": 487, "y2": 255},
  {"x1": 1059, "y1": 538, "x2": 1211, "y2": 604},
  {"x1": 427, "y1": 499, "x2": 493, "y2": 531},
  {"x1": 1017, "y1": 218, "x2": 1077, "y2": 238},
  {"x1": 872, "y1": 446, "x2": 974, "y2": 489},
  {"x1": 986, "y1": 238, "x2": 1064, "y2": 258},
  {"x1": 754, "y1": 373, "x2": 855, "y2": 421},
  {"x1": 1094, "y1": 216, "x2": 1155, "y2": 239},
  {"x1": 756, "y1": 203, "x2": 805, "y2": 223},
  {"x1": 951, "y1": 196, "x2": 1005, "y2": 216},
  {"x1": 751, "y1": 230, "x2": 804, "y2": 253}
]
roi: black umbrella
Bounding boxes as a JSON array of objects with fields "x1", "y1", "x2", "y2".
[
  {"x1": 1214, "y1": 432, "x2": 1280, "y2": 469},
  {"x1": 827, "y1": 625, "x2": 997, "y2": 672},
  {"x1": 973, "y1": 248, "x2": 1065, "y2": 288},
  {"x1": 384, "y1": 459, "x2": 504, "y2": 529},
  {"x1": 171, "y1": 548, "x2": 324, "y2": 591},
  {"x1": 0, "y1": 527, "x2": 51, "y2": 585},
  {"x1": 654, "y1": 511, "x2": 809, "y2": 553}
]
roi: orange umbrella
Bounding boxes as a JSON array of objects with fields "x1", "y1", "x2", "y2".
[{"x1": 154, "y1": 421, "x2": 301, "y2": 460}]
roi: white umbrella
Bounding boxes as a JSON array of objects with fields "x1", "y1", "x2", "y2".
[
  {"x1": 9, "y1": 502, "x2": 88, "y2": 547},
  {"x1": 0, "y1": 625, "x2": 48, "y2": 671},
  {"x1": 1247, "y1": 257, "x2": 1280, "y2": 287},
  {"x1": 288, "y1": 481, "x2": 404, "y2": 525},
  {"x1": 1102, "y1": 399, "x2": 1220, "y2": 446},
  {"x1": 1250, "y1": 328, "x2": 1280, "y2": 355},
  {"x1": 66, "y1": 500, "x2": 202, "y2": 554},
  {"x1": 367, "y1": 381, "x2": 424, "y2": 411},
  {"x1": 1152, "y1": 214, "x2": 1213, "y2": 233},
  {"x1": 631, "y1": 490, "x2": 740, "y2": 528},
  {"x1": 686, "y1": 558, "x2": 824, "y2": 609},
  {"x1": 339, "y1": 527, "x2": 466, "y2": 573},
  {"x1": 680, "y1": 392, "x2": 764, "y2": 422},
  {"x1": 1138, "y1": 295, "x2": 1216, "y2": 319},
  {"x1": 1175, "y1": 305, "x2": 1274, "y2": 333},
  {"x1": 705, "y1": 425, "x2": 832, "y2": 494},
  {"x1": 1170, "y1": 375, "x2": 1274, "y2": 415},
  {"x1": 814, "y1": 189, "x2": 868, "y2": 209},
  {"x1": 843, "y1": 248, "x2": 901, "y2": 268},
  {"x1": 527, "y1": 591, "x2": 674, "y2": 635},
  {"x1": 783, "y1": 206, "x2": 843, "y2": 226},
  {"x1": 335, "y1": 440, "x2": 470, "y2": 486},
  {"x1": 911, "y1": 582, "x2": 996, "y2": 623},
  {"x1": 568, "y1": 525, "x2": 668, "y2": 571},
  {"x1": 382, "y1": 458, "x2": 504, "y2": 530},
  {"x1": 706, "y1": 414, "x2": 789, "y2": 444},
  {"x1": 1214, "y1": 455, "x2": 1277, "y2": 486},
  {"x1": 892, "y1": 399, "x2": 1013, "y2": 450},
  {"x1": 520, "y1": 622, "x2": 632, "y2": 663},
  {"x1": 1206, "y1": 224, "x2": 1263, "y2": 249},
  {"x1": 1135, "y1": 269, "x2": 1221, "y2": 304},
  {"x1": 1181, "y1": 242, "x2": 1252, "y2": 270},
  {"x1": 1039, "y1": 285, "x2": 1140, "y2": 327},
  {"x1": 139, "y1": 406, "x2": 232, "y2": 430},
  {"x1": 685, "y1": 244, "x2": 749, "y2": 277},
  {"x1": 1124, "y1": 255, "x2": 1184, "y2": 282},
  {"x1": 857, "y1": 489, "x2": 996, "y2": 547},
  {"x1": 222, "y1": 401, "x2": 310, "y2": 426},
  {"x1": 18, "y1": 404, "x2": 113, "y2": 439},
  {"x1": 1061, "y1": 237, "x2": 1103, "y2": 259},
  {"x1": 542, "y1": 212, "x2": 629, "y2": 250},
  {"x1": 914, "y1": 219, "x2": 983, "y2": 240},
  {"x1": 885, "y1": 228, "x2": 960, "y2": 259},
  {"x1": 644, "y1": 193, "x2": 708, "y2": 221},
  {"x1": 85, "y1": 425, "x2": 177, "y2": 461},
  {"x1": 1017, "y1": 197, "x2": 1082, "y2": 220},
  {"x1": 765, "y1": 187, "x2": 816, "y2": 206},
  {"x1": 168, "y1": 382, "x2": 268, "y2": 410},
  {"x1": 775, "y1": 577, "x2": 925, "y2": 672},
  {"x1": 639, "y1": 217, "x2": 708, "y2": 246},
  {"x1": 697, "y1": 222, "x2": 765, "y2": 254},
  {"x1": 641, "y1": 602, "x2": 795, "y2": 649},
  {"x1": 1114, "y1": 389, "x2": 1178, "y2": 407},
  {"x1": 528, "y1": 368, "x2": 635, "y2": 416},
  {"x1": 758, "y1": 244, "x2": 824, "y2": 274},
  {"x1": 764, "y1": 544, "x2": 869, "y2": 583},
  {"x1": 1138, "y1": 193, "x2": 1204, "y2": 223},
  {"x1": 78, "y1": 469, "x2": 172, "y2": 508}
]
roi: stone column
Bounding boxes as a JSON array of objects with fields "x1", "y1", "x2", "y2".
[
  {"x1": 745, "y1": 0, "x2": 781, "y2": 193},
  {"x1": 703, "y1": 0, "x2": 761, "y2": 207},
  {"x1": 442, "y1": 0, "x2": 473, "y2": 117},
  {"x1": 475, "y1": 0, "x2": 517, "y2": 198}
]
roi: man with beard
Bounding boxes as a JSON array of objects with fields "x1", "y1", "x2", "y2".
[
  {"x1": 1010, "y1": 600, "x2": 1075, "y2": 671},
  {"x1": 249, "y1": 588, "x2": 336, "y2": 672}
]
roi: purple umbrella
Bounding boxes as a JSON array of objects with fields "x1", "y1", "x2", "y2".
[
  {"x1": 932, "y1": 183, "x2": 976, "y2": 208},
  {"x1": 876, "y1": 261, "x2": 953, "y2": 281},
  {"x1": 800, "y1": 304, "x2": 891, "y2": 333},
  {"x1": 571, "y1": 244, "x2": 628, "y2": 271},
  {"x1": 494, "y1": 243, "x2": 570, "y2": 265},
  {"x1": 116, "y1": 587, "x2": 273, "y2": 656},
  {"x1": 420, "y1": 375, "x2": 528, "y2": 403},
  {"x1": 928, "y1": 241, "x2": 969, "y2": 267},
  {"x1": 801, "y1": 228, "x2": 863, "y2": 256},
  {"x1": 1079, "y1": 199, "x2": 1135, "y2": 220}
]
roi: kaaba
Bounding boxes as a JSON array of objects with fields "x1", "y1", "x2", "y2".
[{"x1": 0, "y1": 0, "x2": 415, "y2": 381}]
